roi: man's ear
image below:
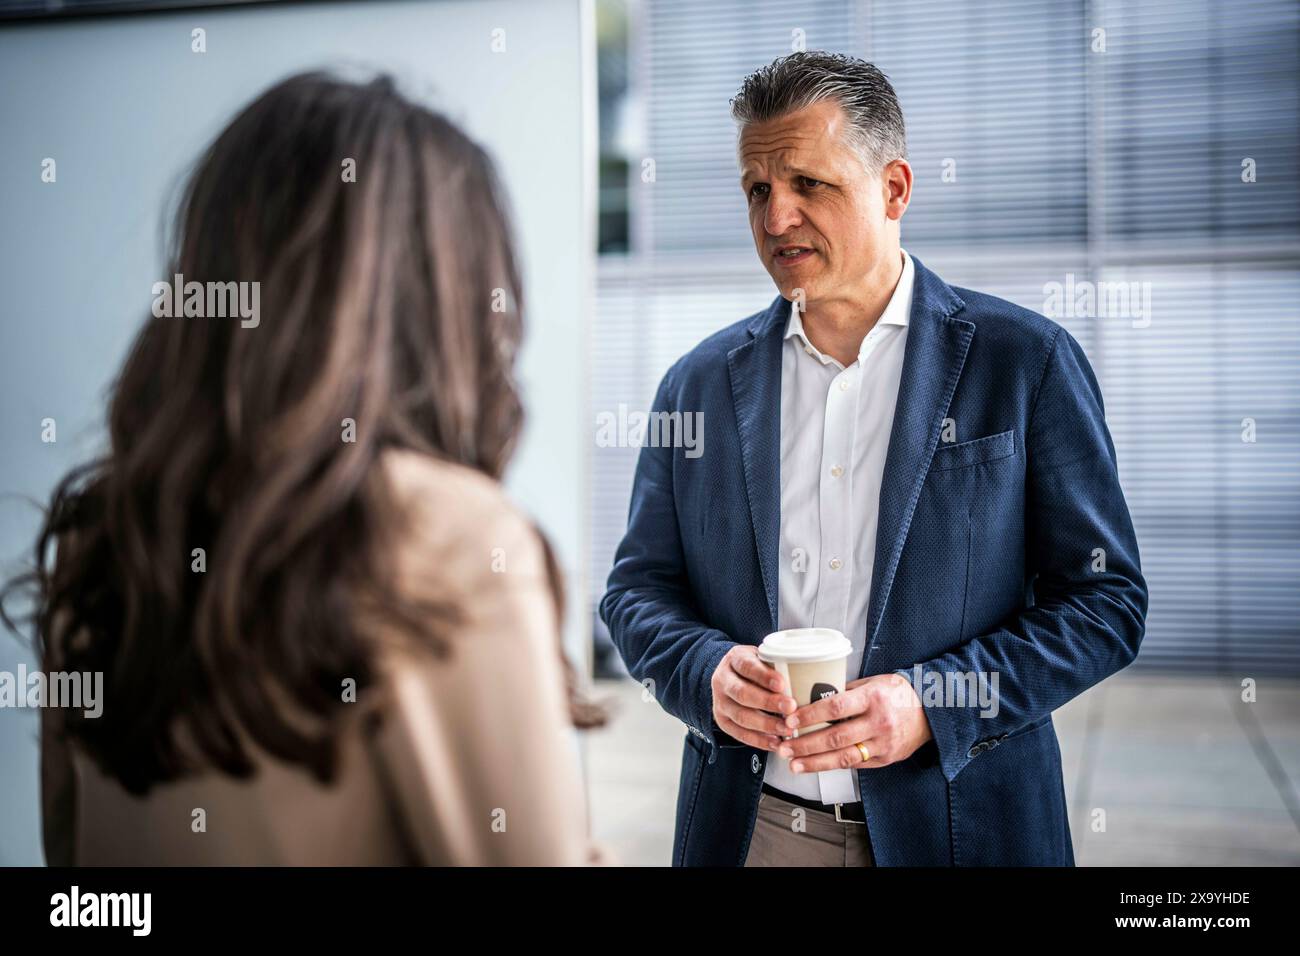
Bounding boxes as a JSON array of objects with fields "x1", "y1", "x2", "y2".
[{"x1": 883, "y1": 159, "x2": 912, "y2": 220}]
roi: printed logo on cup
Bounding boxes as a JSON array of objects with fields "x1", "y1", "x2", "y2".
[
  {"x1": 757, "y1": 628, "x2": 852, "y2": 737},
  {"x1": 810, "y1": 682, "x2": 838, "y2": 706}
]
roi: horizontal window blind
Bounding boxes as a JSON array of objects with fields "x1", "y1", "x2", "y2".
[
  {"x1": 1101, "y1": 0, "x2": 1300, "y2": 242},
  {"x1": 871, "y1": 0, "x2": 1090, "y2": 243}
]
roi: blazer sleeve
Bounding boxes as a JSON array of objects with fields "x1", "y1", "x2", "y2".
[
  {"x1": 899, "y1": 326, "x2": 1149, "y2": 783},
  {"x1": 366, "y1": 498, "x2": 614, "y2": 866},
  {"x1": 598, "y1": 361, "x2": 739, "y2": 765}
]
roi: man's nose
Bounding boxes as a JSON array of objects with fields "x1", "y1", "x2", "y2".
[{"x1": 763, "y1": 188, "x2": 802, "y2": 236}]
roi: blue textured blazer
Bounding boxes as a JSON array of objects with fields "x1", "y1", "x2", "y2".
[{"x1": 600, "y1": 253, "x2": 1148, "y2": 866}]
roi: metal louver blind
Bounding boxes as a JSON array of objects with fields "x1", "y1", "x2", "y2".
[
  {"x1": 1101, "y1": 0, "x2": 1300, "y2": 242},
  {"x1": 1097, "y1": 267, "x2": 1300, "y2": 675},
  {"x1": 872, "y1": 0, "x2": 1090, "y2": 243}
]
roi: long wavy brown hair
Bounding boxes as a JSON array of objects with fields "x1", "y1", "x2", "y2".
[{"x1": 3, "y1": 71, "x2": 606, "y2": 796}]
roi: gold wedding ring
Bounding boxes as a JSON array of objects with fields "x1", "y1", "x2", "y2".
[{"x1": 855, "y1": 742, "x2": 871, "y2": 762}]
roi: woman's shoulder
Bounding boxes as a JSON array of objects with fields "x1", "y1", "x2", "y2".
[
  {"x1": 376, "y1": 448, "x2": 550, "y2": 590},
  {"x1": 380, "y1": 447, "x2": 517, "y2": 510},
  {"x1": 379, "y1": 448, "x2": 539, "y2": 543}
]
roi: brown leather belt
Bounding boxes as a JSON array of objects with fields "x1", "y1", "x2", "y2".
[{"x1": 762, "y1": 783, "x2": 867, "y2": 824}]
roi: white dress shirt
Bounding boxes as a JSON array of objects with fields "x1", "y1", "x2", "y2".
[{"x1": 764, "y1": 247, "x2": 916, "y2": 806}]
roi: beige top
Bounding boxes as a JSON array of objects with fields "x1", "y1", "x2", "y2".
[{"x1": 41, "y1": 449, "x2": 615, "y2": 866}]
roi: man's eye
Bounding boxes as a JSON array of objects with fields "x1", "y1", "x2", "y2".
[
  {"x1": 800, "y1": 176, "x2": 823, "y2": 189},
  {"x1": 748, "y1": 183, "x2": 768, "y2": 201}
]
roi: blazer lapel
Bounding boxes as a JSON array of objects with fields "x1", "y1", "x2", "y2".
[
  {"x1": 726, "y1": 295, "x2": 787, "y2": 633},
  {"x1": 859, "y1": 255, "x2": 973, "y2": 678}
]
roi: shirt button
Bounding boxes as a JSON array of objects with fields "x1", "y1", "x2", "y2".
[
  {"x1": 804, "y1": 345, "x2": 814, "y2": 355},
  {"x1": 830, "y1": 465, "x2": 844, "y2": 478},
  {"x1": 838, "y1": 379, "x2": 850, "y2": 392},
  {"x1": 829, "y1": 558, "x2": 842, "y2": 571}
]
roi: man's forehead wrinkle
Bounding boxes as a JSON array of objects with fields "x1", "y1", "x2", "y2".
[
  {"x1": 743, "y1": 155, "x2": 794, "y2": 189},
  {"x1": 740, "y1": 136, "x2": 822, "y2": 178},
  {"x1": 741, "y1": 123, "x2": 823, "y2": 151},
  {"x1": 739, "y1": 113, "x2": 844, "y2": 177}
]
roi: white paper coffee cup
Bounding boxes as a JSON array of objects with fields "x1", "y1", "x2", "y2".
[{"x1": 757, "y1": 627, "x2": 852, "y2": 736}]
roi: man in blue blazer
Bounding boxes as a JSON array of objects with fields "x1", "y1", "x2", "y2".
[{"x1": 600, "y1": 52, "x2": 1148, "y2": 866}]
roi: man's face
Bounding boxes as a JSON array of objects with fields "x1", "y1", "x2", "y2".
[{"x1": 739, "y1": 99, "x2": 904, "y2": 305}]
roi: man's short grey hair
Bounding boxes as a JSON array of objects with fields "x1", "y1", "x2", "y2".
[{"x1": 730, "y1": 51, "x2": 907, "y2": 173}]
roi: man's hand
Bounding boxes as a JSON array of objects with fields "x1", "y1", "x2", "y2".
[
  {"x1": 710, "y1": 645, "x2": 800, "y2": 751},
  {"x1": 777, "y1": 673, "x2": 933, "y2": 773}
]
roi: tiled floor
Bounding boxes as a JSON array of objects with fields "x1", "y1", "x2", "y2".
[{"x1": 580, "y1": 671, "x2": 1300, "y2": 866}]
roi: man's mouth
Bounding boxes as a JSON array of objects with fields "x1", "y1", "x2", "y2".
[{"x1": 774, "y1": 246, "x2": 815, "y2": 265}]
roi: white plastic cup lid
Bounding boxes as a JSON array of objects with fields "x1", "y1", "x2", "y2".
[{"x1": 757, "y1": 627, "x2": 852, "y2": 664}]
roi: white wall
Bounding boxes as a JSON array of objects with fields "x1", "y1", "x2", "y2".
[{"x1": 0, "y1": 0, "x2": 593, "y2": 865}]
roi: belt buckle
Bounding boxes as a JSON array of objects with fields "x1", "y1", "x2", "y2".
[{"x1": 833, "y1": 803, "x2": 863, "y2": 825}]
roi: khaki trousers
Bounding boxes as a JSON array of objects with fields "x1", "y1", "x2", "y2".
[{"x1": 742, "y1": 790, "x2": 876, "y2": 867}]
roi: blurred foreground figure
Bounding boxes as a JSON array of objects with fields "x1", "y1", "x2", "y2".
[{"x1": 8, "y1": 71, "x2": 613, "y2": 866}]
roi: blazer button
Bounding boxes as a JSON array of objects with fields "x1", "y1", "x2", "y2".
[{"x1": 751, "y1": 754, "x2": 762, "y2": 773}]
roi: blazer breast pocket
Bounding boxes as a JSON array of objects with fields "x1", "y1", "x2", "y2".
[{"x1": 928, "y1": 428, "x2": 1016, "y2": 473}]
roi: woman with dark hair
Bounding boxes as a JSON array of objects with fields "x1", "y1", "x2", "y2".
[{"x1": 7, "y1": 71, "x2": 613, "y2": 865}]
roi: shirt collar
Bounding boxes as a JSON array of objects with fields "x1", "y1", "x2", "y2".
[{"x1": 784, "y1": 247, "x2": 915, "y2": 365}]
